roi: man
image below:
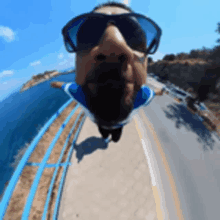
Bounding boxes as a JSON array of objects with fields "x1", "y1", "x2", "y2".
[{"x1": 51, "y1": 2, "x2": 163, "y2": 142}]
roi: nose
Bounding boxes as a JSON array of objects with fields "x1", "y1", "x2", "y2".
[{"x1": 90, "y1": 23, "x2": 134, "y2": 63}]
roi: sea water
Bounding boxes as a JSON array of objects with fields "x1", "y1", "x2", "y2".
[{"x1": 0, "y1": 73, "x2": 76, "y2": 197}]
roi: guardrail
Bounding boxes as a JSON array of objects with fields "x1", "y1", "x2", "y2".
[
  {"x1": 0, "y1": 99, "x2": 86, "y2": 219},
  {"x1": 151, "y1": 78, "x2": 220, "y2": 140}
]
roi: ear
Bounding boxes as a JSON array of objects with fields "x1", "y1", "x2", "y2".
[
  {"x1": 144, "y1": 55, "x2": 148, "y2": 83},
  {"x1": 144, "y1": 55, "x2": 148, "y2": 72}
]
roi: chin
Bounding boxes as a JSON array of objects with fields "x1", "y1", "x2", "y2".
[
  {"x1": 82, "y1": 82, "x2": 136, "y2": 127},
  {"x1": 81, "y1": 61, "x2": 139, "y2": 127}
]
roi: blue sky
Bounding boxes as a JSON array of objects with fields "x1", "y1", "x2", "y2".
[{"x1": 0, "y1": 0, "x2": 219, "y2": 101}]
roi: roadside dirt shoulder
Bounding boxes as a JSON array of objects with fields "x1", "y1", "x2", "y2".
[{"x1": 4, "y1": 101, "x2": 85, "y2": 220}]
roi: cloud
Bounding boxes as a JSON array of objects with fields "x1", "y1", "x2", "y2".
[
  {"x1": 68, "y1": 54, "x2": 75, "y2": 59},
  {"x1": 30, "y1": 60, "x2": 41, "y2": 66},
  {"x1": 0, "y1": 26, "x2": 15, "y2": 42},
  {"x1": 0, "y1": 70, "x2": 14, "y2": 78},
  {"x1": 58, "y1": 59, "x2": 68, "y2": 66},
  {"x1": 0, "y1": 79, "x2": 24, "y2": 102},
  {"x1": 55, "y1": 57, "x2": 75, "y2": 71},
  {"x1": 58, "y1": 53, "x2": 64, "y2": 59},
  {"x1": 0, "y1": 79, "x2": 21, "y2": 90},
  {"x1": 122, "y1": 0, "x2": 131, "y2": 6}
]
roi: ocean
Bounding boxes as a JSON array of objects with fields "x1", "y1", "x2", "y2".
[{"x1": 0, "y1": 72, "x2": 76, "y2": 197}]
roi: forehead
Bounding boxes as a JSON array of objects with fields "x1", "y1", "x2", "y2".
[{"x1": 93, "y1": 6, "x2": 130, "y2": 15}]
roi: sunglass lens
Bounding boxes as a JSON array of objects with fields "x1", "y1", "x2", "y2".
[
  {"x1": 64, "y1": 14, "x2": 160, "y2": 54},
  {"x1": 66, "y1": 17, "x2": 87, "y2": 50},
  {"x1": 118, "y1": 16, "x2": 147, "y2": 52},
  {"x1": 135, "y1": 17, "x2": 158, "y2": 53},
  {"x1": 67, "y1": 16, "x2": 107, "y2": 51},
  {"x1": 64, "y1": 39, "x2": 74, "y2": 52},
  {"x1": 119, "y1": 16, "x2": 158, "y2": 53}
]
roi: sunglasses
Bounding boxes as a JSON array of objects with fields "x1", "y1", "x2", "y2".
[{"x1": 62, "y1": 12, "x2": 162, "y2": 55}]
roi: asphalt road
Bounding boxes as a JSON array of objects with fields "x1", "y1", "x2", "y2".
[
  {"x1": 136, "y1": 87, "x2": 220, "y2": 220},
  {"x1": 58, "y1": 77, "x2": 220, "y2": 220}
]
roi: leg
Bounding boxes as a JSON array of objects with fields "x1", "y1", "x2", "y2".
[
  {"x1": 98, "y1": 126, "x2": 110, "y2": 139},
  {"x1": 111, "y1": 127, "x2": 123, "y2": 143}
]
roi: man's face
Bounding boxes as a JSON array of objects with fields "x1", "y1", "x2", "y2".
[{"x1": 75, "y1": 6, "x2": 148, "y2": 127}]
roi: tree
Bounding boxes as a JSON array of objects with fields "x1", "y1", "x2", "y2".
[
  {"x1": 216, "y1": 22, "x2": 220, "y2": 44},
  {"x1": 148, "y1": 57, "x2": 153, "y2": 63},
  {"x1": 188, "y1": 65, "x2": 220, "y2": 103},
  {"x1": 163, "y1": 54, "x2": 175, "y2": 61},
  {"x1": 201, "y1": 46, "x2": 212, "y2": 54},
  {"x1": 176, "y1": 52, "x2": 188, "y2": 60},
  {"x1": 189, "y1": 49, "x2": 199, "y2": 59}
]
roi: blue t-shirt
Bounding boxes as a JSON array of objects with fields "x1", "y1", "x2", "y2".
[{"x1": 61, "y1": 82, "x2": 155, "y2": 129}]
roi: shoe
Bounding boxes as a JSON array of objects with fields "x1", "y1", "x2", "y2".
[
  {"x1": 111, "y1": 127, "x2": 123, "y2": 142},
  {"x1": 98, "y1": 126, "x2": 110, "y2": 139}
]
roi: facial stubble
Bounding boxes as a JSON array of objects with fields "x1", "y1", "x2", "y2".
[{"x1": 82, "y1": 63, "x2": 138, "y2": 127}]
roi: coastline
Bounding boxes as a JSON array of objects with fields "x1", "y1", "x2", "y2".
[
  {"x1": 20, "y1": 70, "x2": 75, "y2": 93},
  {"x1": 4, "y1": 101, "x2": 85, "y2": 219}
]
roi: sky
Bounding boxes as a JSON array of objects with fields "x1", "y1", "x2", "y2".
[{"x1": 0, "y1": 0, "x2": 219, "y2": 101}]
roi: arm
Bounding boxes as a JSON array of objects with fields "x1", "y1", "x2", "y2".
[
  {"x1": 154, "y1": 88, "x2": 164, "y2": 96},
  {"x1": 51, "y1": 81, "x2": 88, "y2": 109}
]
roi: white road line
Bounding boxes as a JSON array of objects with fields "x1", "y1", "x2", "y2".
[{"x1": 134, "y1": 115, "x2": 169, "y2": 220}]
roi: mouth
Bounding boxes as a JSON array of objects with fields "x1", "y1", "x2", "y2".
[{"x1": 82, "y1": 62, "x2": 138, "y2": 127}]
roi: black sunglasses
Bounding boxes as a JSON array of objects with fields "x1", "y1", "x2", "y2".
[{"x1": 62, "y1": 12, "x2": 162, "y2": 55}]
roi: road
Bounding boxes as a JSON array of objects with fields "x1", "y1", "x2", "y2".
[
  {"x1": 136, "y1": 87, "x2": 220, "y2": 219},
  {"x1": 59, "y1": 115, "x2": 159, "y2": 220},
  {"x1": 58, "y1": 77, "x2": 220, "y2": 220}
]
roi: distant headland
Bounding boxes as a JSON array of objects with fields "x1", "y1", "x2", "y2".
[{"x1": 20, "y1": 69, "x2": 75, "y2": 93}]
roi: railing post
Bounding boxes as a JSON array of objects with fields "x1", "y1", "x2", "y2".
[
  {"x1": 0, "y1": 99, "x2": 73, "y2": 219},
  {"x1": 21, "y1": 104, "x2": 80, "y2": 219},
  {"x1": 42, "y1": 112, "x2": 84, "y2": 219}
]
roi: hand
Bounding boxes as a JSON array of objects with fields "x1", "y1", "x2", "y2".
[
  {"x1": 50, "y1": 81, "x2": 64, "y2": 89},
  {"x1": 155, "y1": 88, "x2": 164, "y2": 96}
]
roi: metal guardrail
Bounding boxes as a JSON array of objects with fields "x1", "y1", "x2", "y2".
[
  {"x1": 0, "y1": 100, "x2": 86, "y2": 219},
  {"x1": 42, "y1": 112, "x2": 84, "y2": 219},
  {"x1": 53, "y1": 115, "x2": 85, "y2": 220},
  {"x1": 21, "y1": 103, "x2": 80, "y2": 219},
  {"x1": 150, "y1": 77, "x2": 220, "y2": 140}
]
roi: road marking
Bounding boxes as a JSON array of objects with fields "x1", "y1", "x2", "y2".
[
  {"x1": 134, "y1": 118, "x2": 164, "y2": 220},
  {"x1": 138, "y1": 109, "x2": 184, "y2": 220}
]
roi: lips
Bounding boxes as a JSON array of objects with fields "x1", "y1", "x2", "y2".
[
  {"x1": 82, "y1": 62, "x2": 137, "y2": 127},
  {"x1": 86, "y1": 62, "x2": 123, "y2": 84}
]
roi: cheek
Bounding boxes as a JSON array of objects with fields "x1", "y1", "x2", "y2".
[
  {"x1": 75, "y1": 56, "x2": 95, "y2": 85},
  {"x1": 131, "y1": 53, "x2": 147, "y2": 86},
  {"x1": 124, "y1": 83, "x2": 135, "y2": 105},
  {"x1": 122, "y1": 63, "x2": 134, "y2": 82},
  {"x1": 132, "y1": 60, "x2": 147, "y2": 86}
]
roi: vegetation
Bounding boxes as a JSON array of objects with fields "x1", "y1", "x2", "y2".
[
  {"x1": 163, "y1": 54, "x2": 176, "y2": 61},
  {"x1": 216, "y1": 22, "x2": 220, "y2": 44},
  {"x1": 148, "y1": 56, "x2": 153, "y2": 63},
  {"x1": 148, "y1": 22, "x2": 220, "y2": 120}
]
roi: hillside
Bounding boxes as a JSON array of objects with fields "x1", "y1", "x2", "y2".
[{"x1": 148, "y1": 47, "x2": 220, "y2": 120}]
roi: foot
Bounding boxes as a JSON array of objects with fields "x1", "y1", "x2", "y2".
[
  {"x1": 98, "y1": 126, "x2": 110, "y2": 139},
  {"x1": 111, "y1": 127, "x2": 123, "y2": 142}
]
